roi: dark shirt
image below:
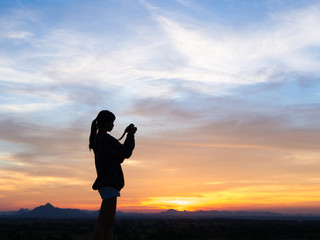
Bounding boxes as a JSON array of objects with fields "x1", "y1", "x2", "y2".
[{"x1": 92, "y1": 132, "x2": 135, "y2": 191}]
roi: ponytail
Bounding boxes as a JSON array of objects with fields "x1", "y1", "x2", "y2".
[{"x1": 89, "y1": 119, "x2": 97, "y2": 151}]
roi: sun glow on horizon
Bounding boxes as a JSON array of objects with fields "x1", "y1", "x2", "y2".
[{"x1": 136, "y1": 183, "x2": 320, "y2": 213}]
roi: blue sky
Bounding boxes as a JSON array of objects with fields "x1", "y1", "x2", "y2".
[{"x1": 1, "y1": 0, "x2": 320, "y2": 212}]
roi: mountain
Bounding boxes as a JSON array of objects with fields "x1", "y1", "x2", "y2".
[
  {"x1": 157, "y1": 209, "x2": 284, "y2": 219},
  {"x1": 17, "y1": 208, "x2": 30, "y2": 214},
  {"x1": 19, "y1": 203, "x2": 97, "y2": 219},
  {"x1": 0, "y1": 208, "x2": 30, "y2": 216},
  {"x1": 116, "y1": 209, "x2": 285, "y2": 220},
  {"x1": 114, "y1": 209, "x2": 320, "y2": 220},
  {"x1": 1, "y1": 203, "x2": 320, "y2": 220}
]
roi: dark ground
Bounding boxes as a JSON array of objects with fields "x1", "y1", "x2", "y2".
[{"x1": 1, "y1": 218, "x2": 320, "y2": 240}]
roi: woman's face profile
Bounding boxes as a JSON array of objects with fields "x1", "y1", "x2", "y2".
[{"x1": 105, "y1": 120, "x2": 114, "y2": 132}]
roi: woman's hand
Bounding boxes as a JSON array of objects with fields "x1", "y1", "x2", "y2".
[{"x1": 126, "y1": 123, "x2": 137, "y2": 134}]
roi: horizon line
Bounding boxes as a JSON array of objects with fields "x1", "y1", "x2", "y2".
[{"x1": 2, "y1": 203, "x2": 320, "y2": 216}]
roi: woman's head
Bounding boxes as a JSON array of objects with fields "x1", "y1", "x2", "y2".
[
  {"x1": 89, "y1": 110, "x2": 116, "y2": 150},
  {"x1": 96, "y1": 110, "x2": 116, "y2": 131}
]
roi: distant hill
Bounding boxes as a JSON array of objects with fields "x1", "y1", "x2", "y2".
[
  {"x1": 1, "y1": 203, "x2": 320, "y2": 220},
  {"x1": 21, "y1": 203, "x2": 97, "y2": 218},
  {"x1": 0, "y1": 208, "x2": 30, "y2": 216},
  {"x1": 122, "y1": 209, "x2": 320, "y2": 221},
  {"x1": 117, "y1": 209, "x2": 287, "y2": 219},
  {"x1": 0, "y1": 203, "x2": 98, "y2": 219},
  {"x1": 156, "y1": 209, "x2": 284, "y2": 219}
]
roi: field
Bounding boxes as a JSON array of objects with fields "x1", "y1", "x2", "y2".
[{"x1": 1, "y1": 218, "x2": 320, "y2": 240}]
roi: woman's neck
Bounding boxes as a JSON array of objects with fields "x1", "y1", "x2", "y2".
[{"x1": 98, "y1": 128, "x2": 108, "y2": 133}]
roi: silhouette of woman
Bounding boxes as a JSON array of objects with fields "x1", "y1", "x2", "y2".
[{"x1": 89, "y1": 110, "x2": 136, "y2": 240}]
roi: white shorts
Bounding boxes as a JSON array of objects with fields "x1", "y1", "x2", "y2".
[{"x1": 98, "y1": 186, "x2": 120, "y2": 199}]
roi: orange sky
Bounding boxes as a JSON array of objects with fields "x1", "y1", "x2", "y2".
[{"x1": 1, "y1": 131, "x2": 320, "y2": 214}]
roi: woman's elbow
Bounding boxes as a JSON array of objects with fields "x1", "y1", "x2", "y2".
[{"x1": 124, "y1": 152, "x2": 132, "y2": 159}]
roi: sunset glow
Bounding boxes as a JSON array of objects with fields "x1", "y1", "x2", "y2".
[{"x1": 1, "y1": 0, "x2": 320, "y2": 214}]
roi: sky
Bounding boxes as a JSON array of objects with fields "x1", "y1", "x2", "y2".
[{"x1": 1, "y1": 0, "x2": 320, "y2": 214}]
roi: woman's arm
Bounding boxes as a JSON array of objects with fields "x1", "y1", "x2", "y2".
[{"x1": 109, "y1": 133, "x2": 135, "y2": 163}]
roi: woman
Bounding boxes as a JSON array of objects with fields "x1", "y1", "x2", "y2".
[{"x1": 89, "y1": 110, "x2": 136, "y2": 240}]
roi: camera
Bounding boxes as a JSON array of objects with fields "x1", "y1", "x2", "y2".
[
  {"x1": 126, "y1": 123, "x2": 137, "y2": 132},
  {"x1": 118, "y1": 123, "x2": 137, "y2": 141}
]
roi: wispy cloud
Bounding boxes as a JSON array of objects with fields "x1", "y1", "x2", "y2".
[
  {"x1": 0, "y1": 8, "x2": 39, "y2": 40},
  {"x1": 2, "y1": 1, "x2": 320, "y2": 105},
  {"x1": 145, "y1": 2, "x2": 320, "y2": 87}
]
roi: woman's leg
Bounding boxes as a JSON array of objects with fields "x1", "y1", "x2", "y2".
[{"x1": 93, "y1": 197, "x2": 117, "y2": 240}]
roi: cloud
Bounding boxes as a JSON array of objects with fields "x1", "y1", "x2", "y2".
[
  {"x1": 2, "y1": 1, "x2": 320, "y2": 94},
  {"x1": 0, "y1": 117, "x2": 91, "y2": 172},
  {"x1": 144, "y1": 1, "x2": 320, "y2": 87},
  {"x1": 2, "y1": 0, "x2": 319, "y2": 110},
  {"x1": 0, "y1": 8, "x2": 38, "y2": 41}
]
